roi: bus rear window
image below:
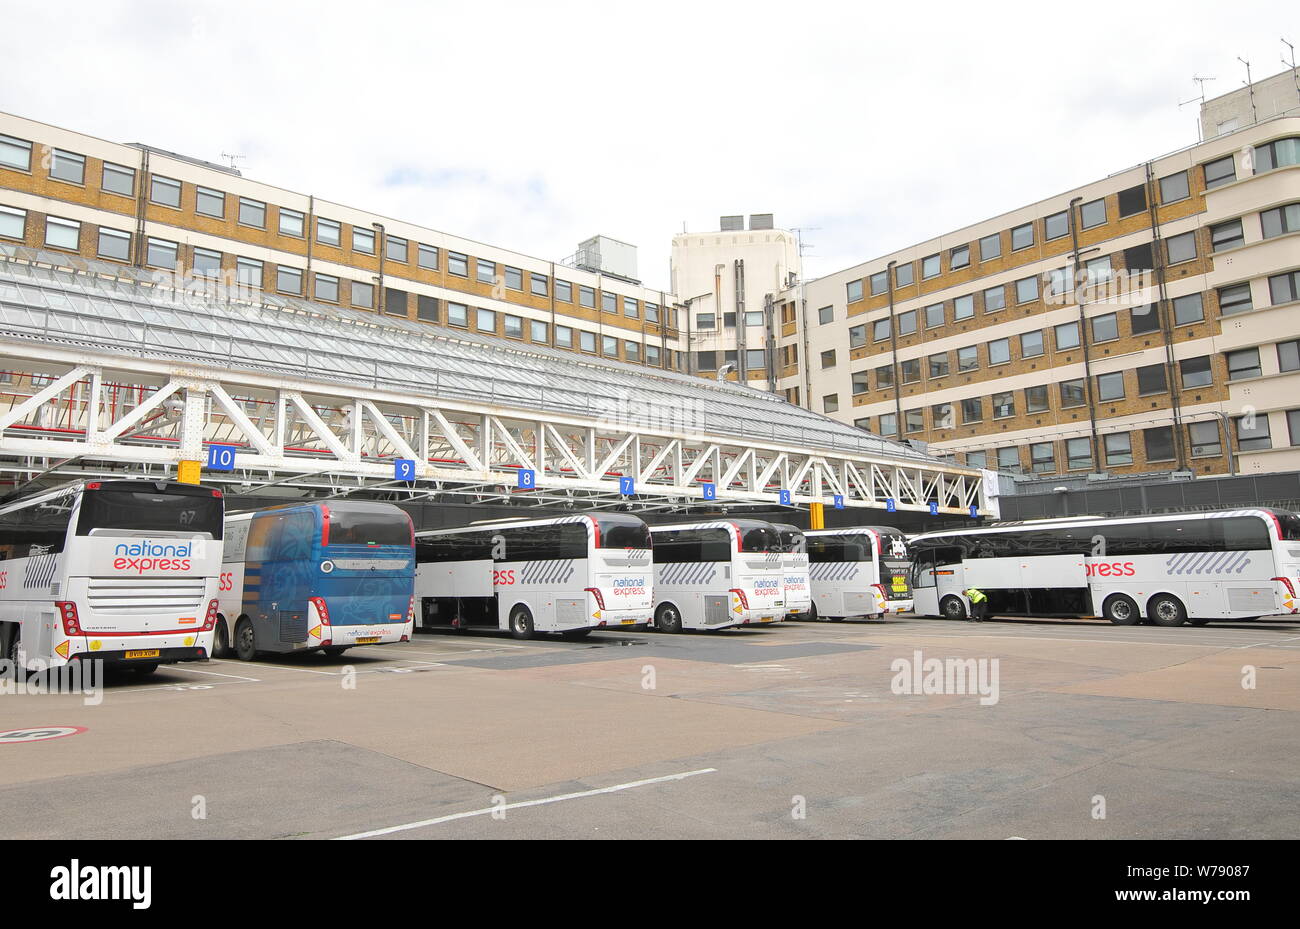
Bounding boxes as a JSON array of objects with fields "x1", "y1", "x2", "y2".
[
  {"x1": 597, "y1": 520, "x2": 652, "y2": 550},
  {"x1": 879, "y1": 534, "x2": 910, "y2": 561},
  {"x1": 739, "y1": 527, "x2": 780, "y2": 553},
  {"x1": 77, "y1": 489, "x2": 224, "y2": 539},
  {"x1": 327, "y1": 507, "x2": 411, "y2": 547}
]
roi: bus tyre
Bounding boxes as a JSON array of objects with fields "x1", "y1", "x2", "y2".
[
  {"x1": 509, "y1": 606, "x2": 536, "y2": 640},
  {"x1": 132, "y1": 662, "x2": 159, "y2": 676},
  {"x1": 940, "y1": 596, "x2": 967, "y2": 622},
  {"x1": 211, "y1": 619, "x2": 229, "y2": 659},
  {"x1": 1148, "y1": 594, "x2": 1188, "y2": 627},
  {"x1": 655, "y1": 604, "x2": 684, "y2": 634},
  {"x1": 560, "y1": 628, "x2": 592, "y2": 640},
  {"x1": 1103, "y1": 594, "x2": 1141, "y2": 626},
  {"x1": 233, "y1": 618, "x2": 258, "y2": 661}
]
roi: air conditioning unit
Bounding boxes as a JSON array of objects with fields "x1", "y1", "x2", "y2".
[{"x1": 1170, "y1": 470, "x2": 1196, "y2": 482}]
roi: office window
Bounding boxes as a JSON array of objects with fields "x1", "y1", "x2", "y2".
[
  {"x1": 983, "y1": 285, "x2": 1005, "y2": 312},
  {"x1": 315, "y1": 273, "x2": 339, "y2": 303},
  {"x1": 352, "y1": 281, "x2": 374, "y2": 309},
  {"x1": 821, "y1": 349, "x2": 837, "y2": 369},
  {"x1": 1137, "y1": 363, "x2": 1167, "y2": 395},
  {"x1": 1180, "y1": 356, "x2": 1213, "y2": 388},
  {"x1": 101, "y1": 161, "x2": 135, "y2": 196},
  {"x1": 1124, "y1": 241, "x2": 1155, "y2": 270},
  {"x1": 49, "y1": 149, "x2": 85, "y2": 184},
  {"x1": 929, "y1": 353, "x2": 949, "y2": 378},
  {"x1": 957, "y1": 345, "x2": 979, "y2": 371},
  {"x1": 476, "y1": 259, "x2": 495, "y2": 283},
  {"x1": 418, "y1": 244, "x2": 439, "y2": 270},
  {"x1": 386, "y1": 235, "x2": 408, "y2": 262},
  {"x1": 979, "y1": 233, "x2": 1001, "y2": 261},
  {"x1": 503, "y1": 314, "x2": 523, "y2": 339},
  {"x1": 554, "y1": 324, "x2": 573, "y2": 348},
  {"x1": 1096, "y1": 371, "x2": 1125, "y2": 401},
  {"x1": 626, "y1": 341, "x2": 641, "y2": 363},
  {"x1": 847, "y1": 279, "x2": 864, "y2": 302},
  {"x1": 349, "y1": 227, "x2": 376, "y2": 255},
  {"x1": 279, "y1": 207, "x2": 304, "y2": 238},
  {"x1": 932, "y1": 403, "x2": 954, "y2": 429},
  {"x1": 869, "y1": 271, "x2": 888, "y2": 295},
  {"x1": 697, "y1": 312, "x2": 716, "y2": 330},
  {"x1": 1031, "y1": 442, "x2": 1055, "y2": 473},
  {"x1": 898, "y1": 309, "x2": 917, "y2": 335},
  {"x1": 1188, "y1": 421, "x2": 1222, "y2": 457},
  {"x1": 96, "y1": 227, "x2": 130, "y2": 261},
  {"x1": 966, "y1": 450, "x2": 988, "y2": 469},
  {"x1": 1015, "y1": 276, "x2": 1038, "y2": 304},
  {"x1": 1159, "y1": 170, "x2": 1190, "y2": 204},
  {"x1": 1130, "y1": 303, "x2": 1160, "y2": 334},
  {"x1": 1045, "y1": 210, "x2": 1069, "y2": 240},
  {"x1": 1055, "y1": 320, "x2": 1080, "y2": 350},
  {"x1": 1203, "y1": 155, "x2": 1236, "y2": 189},
  {"x1": 1060, "y1": 378, "x2": 1086, "y2": 408},
  {"x1": 922, "y1": 254, "x2": 940, "y2": 279},
  {"x1": 579, "y1": 285, "x2": 596, "y2": 308},
  {"x1": 953, "y1": 294, "x2": 974, "y2": 320},
  {"x1": 1118, "y1": 183, "x2": 1147, "y2": 217},
  {"x1": 1278, "y1": 339, "x2": 1300, "y2": 372},
  {"x1": 145, "y1": 236, "x2": 178, "y2": 269},
  {"x1": 530, "y1": 273, "x2": 549, "y2": 297},
  {"x1": 1236, "y1": 414, "x2": 1272, "y2": 451},
  {"x1": 1025, "y1": 384, "x2": 1049, "y2": 413},
  {"x1": 1080, "y1": 198, "x2": 1106, "y2": 229},
  {"x1": 873, "y1": 318, "x2": 891, "y2": 341},
  {"x1": 1065, "y1": 438, "x2": 1092, "y2": 471},
  {"x1": 0, "y1": 133, "x2": 32, "y2": 170},
  {"x1": 744, "y1": 310, "x2": 762, "y2": 326},
  {"x1": 1172, "y1": 292, "x2": 1204, "y2": 325},
  {"x1": 851, "y1": 370, "x2": 869, "y2": 394},
  {"x1": 995, "y1": 447, "x2": 1018, "y2": 470},
  {"x1": 580, "y1": 331, "x2": 596, "y2": 353},
  {"x1": 950, "y1": 244, "x2": 970, "y2": 270},
  {"x1": 1086, "y1": 255, "x2": 1112, "y2": 285},
  {"x1": 1014, "y1": 329, "x2": 1042, "y2": 359},
  {"x1": 1047, "y1": 266, "x2": 1071, "y2": 298},
  {"x1": 992, "y1": 391, "x2": 1015, "y2": 418},
  {"x1": 1166, "y1": 231, "x2": 1197, "y2": 264},
  {"x1": 873, "y1": 412, "x2": 895, "y2": 437},
  {"x1": 745, "y1": 348, "x2": 764, "y2": 370},
  {"x1": 194, "y1": 186, "x2": 224, "y2": 218},
  {"x1": 818, "y1": 305, "x2": 834, "y2": 324},
  {"x1": 1253, "y1": 137, "x2": 1300, "y2": 172},
  {"x1": 239, "y1": 198, "x2": 266, "y2": 229},
  {"x1": 150, "y1": 175, "x2": 181, "y2": 208},
  {"x1": 988, "y1": 338, "x2": 1010, "y2": 365},
  {"x1": 0, "y1": 205, "x2": 26, "y2": 240},
  {"x1": 417, "y1": 294, "x2": 439, "y2": 322},
  {"x1": 1269, "y1": 270, "x2": 1300, "y2": 305},
  {"x1": 384, "y1": 289, "x2": 407, "y2": 317},
  {"x1": 447, "y1": 302, "x2": 468, "y2": 327},
  {"x1": 1104, "y1": 432, "x2": 1134, "y2": 466},
  {"x1": 504, "y1": 266, "x2": 523, "y2": 290},
  {"x1": 477, "y1": 308, "x2": 497, "y2": 333},
  {"x1": 924, "y1": 303, "x2": 945, "y2": 328},
  {"x1": 823, "y1": 394, "x2": 840, "y2": 414},
  {"x1": 317, "y1": 218, "x2": 341, "y2": 247},
  {"x1": 555, "y1": 280, "x2": 572, "y2": 303},
  {"x1": 876, "y1": 366, "x2": 894, "y2": 388},
  {"x1": 1210, "y1": 219, "x2": 1244, "y2": 252},
  {"x1": 895, "y1": 263, "x2": 914, "y2": 287},
  {"x1": 1227, "y1": 347, "x2": 1261, "y2": 381},
  {"x1": 905, "y1": 409, "x2": 924, "y2": 433},
  {"x1": 236, "y1": 257, "x2": 263, "y2": 288},
  {"x1": 1144, "y1": 426, "x2": 1175, "y2": 462},
  {"x1": 1011, "y1": 222, "x2": 1034, "y2": 250},
  {"x1": 849, "y1": 325, "x2": 866, "y2": 347},
  {"x1": 447, "y1": 251, "x2": 468, "y2": 277},
  {"x1": 900, "y1": 358, "x2": 921, "y2": 383},
  {"x1": 1261, "y1": 203, "x2": 1300, "y2": 239},
  {"x1": 1091, "y1": 312, "x2": 1118, "y2": 343},
  {"x1": 192, "y1": 247, "x2": 222, "y2": 277},
  {"x1": 646, "y1": 344, "x2": 661, "y2": 367},
  {"x1": 275, "y1": 266, "x2": 301, "y2": 294}
]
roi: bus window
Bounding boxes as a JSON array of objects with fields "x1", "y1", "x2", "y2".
[
  {"x1": 596, "y1": 518, "x2": 652, "y2": 550},
  {"x1": 1222, "y1": 516, "x2": 1271, "y2": 550},
  {"x1": 76, "y1": 486, "x2": 223, "y2": 539},
  {"x1": 327, "y1": 504, "x2": 411, "y2": 546},
  {"x1": 739, "y1": 526, "x2": 780, "y2": 553}
]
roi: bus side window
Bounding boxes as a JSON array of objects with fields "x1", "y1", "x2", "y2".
[{"x1": 245, "y1": 513, "x2": 278, "y2": 562}]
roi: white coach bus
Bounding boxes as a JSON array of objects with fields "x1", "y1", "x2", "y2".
[
  {"x1": 908, "y1": 509, "x2": 1300, "y2": 626},
  {"x1": 649, "y1": 520, "x2": 785, "y2": 632},
  {"x1": 415, "y1": 513, "x2": 654, "y2": 639},
  {"x1": 0, "y1": 479, "x2": 224, "y2": 674},
  {"x1": 771, "y1": 523, "x2": 812, "y2": 620},
  {"x1": 805, "y1": 527, "x2": 914, "y2": 620}
]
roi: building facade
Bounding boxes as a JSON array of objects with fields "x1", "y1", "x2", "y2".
[
  {"x1": 773, "y1": 114, "x2": 1300, "y2": 480},
  {"x1": 0, "y1": 111, "x2": 686, "y2": 372}
]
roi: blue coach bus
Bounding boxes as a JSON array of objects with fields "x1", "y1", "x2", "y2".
[{"x1": 214, "y1": 501, "x2": 416, "y2": 660}]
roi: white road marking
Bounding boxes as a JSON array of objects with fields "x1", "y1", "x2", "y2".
[
  {"x1": 170, "y1": 665, "x2": 262, "y2": 682},
  {"x1": 334, "y1": 767, "x2": 718, "y2": 840}
]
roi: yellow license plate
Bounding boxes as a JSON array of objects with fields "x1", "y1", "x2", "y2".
[
  {"x1": 125, "y1": 649, "x2": 160, "y2": 660},
  {"x1": 620, "y1": 619, "x2": 636, "y2": 625},
  {"x1": 356, "y1": 636, "x2": 380, "y2": 644}
]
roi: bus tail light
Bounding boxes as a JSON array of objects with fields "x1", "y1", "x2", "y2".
[
  {"x1": 55, "y1": 601, "x2": 80, "y2": 636},
  {"x1": 310, "y1": 596, "x2": 331, "y2": 626},
  {"x1": 1272, "y1": 576, "x2": 1296, "y2": 598},
  {"x1": 211, "y1": 489, "x2": 223, "y2": 498},
  {"x1": 85, "y1": 482, "x2": 101, "y2": 490},
  {"x1": 585, "y1": 587, "x2": 606, "y2": 610},
  {"x1": 202, "y1": 599, "x2": 219, "y2": 632},
  {"x1": 406, "y1": 595, "x2": 415, "y2": 624},
  {"x1": 729, "y1": 588, "x2": 750, "y2": 609},
  {"x1": 320, "y1": 504, "x2": 331, "y2": 547},
  {"x1": 872, "y1": 583, "x2": 888, "y2": 601}
]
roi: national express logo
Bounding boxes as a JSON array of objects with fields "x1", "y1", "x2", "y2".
[
  {"x1": 611, "y1": 577, "x2": 647, "y2": 597},
  {"x1": 112, "y1": 540, "x2": 194, "y2": 574}
]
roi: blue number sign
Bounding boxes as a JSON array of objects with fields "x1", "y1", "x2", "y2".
[
  {"x1": 779, "y1": 489, "x2": 792, "y2": 506},
  {"x1": 619, "y1": 476, "x2": 635, "y2": 496},
  {"x1": 394, "y1": 458, "x2": 416, "y2": 481},
  {"x1": 206, "y1": 444, "x2": 236, "y2": 472},
  {"x1": 701, "y1": 482, "x2": 717, "y2": 501},
  {"x1": 517, "y1": 469, "x2": 536, "y2": 489},
  {"x1": 833, "y1": 495, "x2": 845, "y2": 510}
]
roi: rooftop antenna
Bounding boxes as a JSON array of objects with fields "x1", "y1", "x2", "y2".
[
  {"x1": 1238, "y1": 57, "x2": 1258, "y2": 124},
  {"x1": 1179, "y1": 75, "x2": 1216, "y2": 140},
  {"x1": 221, "y1": 151, "x2": 246, "y2": 172},
  {"x1": 1285, "y1": 39, "x2": 1300, "y2": 108}
]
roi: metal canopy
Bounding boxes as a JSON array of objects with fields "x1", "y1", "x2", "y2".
[{"x1": 0, "y1": 245, "x2": 993, "y2": 515}]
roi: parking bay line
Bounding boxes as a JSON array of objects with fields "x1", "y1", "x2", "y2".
[{"x1": 334, "y1": 767, "x2": 718, "y2": 840}]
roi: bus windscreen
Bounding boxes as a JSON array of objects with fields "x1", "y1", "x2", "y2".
[
  {"x1": 327, "y1": 506, "x2": 411, "y2": 546},
  {"x1": 596, "y1": 519, "x2": 652, "y2": 550},
  {"x1": 739, "y1": 526, "x2": 780, "y2": 553},
  {"x1": 77, "y1": 488, "x2": 223, "y2": 538}
]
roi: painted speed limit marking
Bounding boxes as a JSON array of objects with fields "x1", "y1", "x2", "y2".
[{"x1": 0, "y1": 726, "x2": 87, "y2": 744}]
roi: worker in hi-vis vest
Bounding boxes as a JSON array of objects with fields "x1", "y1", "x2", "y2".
[{"x1": 964, "y1": 586, "x2": 988, "y2": 623}]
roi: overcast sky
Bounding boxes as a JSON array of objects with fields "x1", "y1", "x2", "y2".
[{"x1": 3, "y1": 0, "x2": 1297, "y2": 290}]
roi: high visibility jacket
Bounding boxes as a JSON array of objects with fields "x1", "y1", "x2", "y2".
[{"x1": 965, "y1": 588, "x2": 987, "y2": 603}]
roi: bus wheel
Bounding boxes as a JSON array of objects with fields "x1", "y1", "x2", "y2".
[
  {"x1": 560, "y1": 628, "x2": 592, "y2": 640},
  {"x1": 1102, "y1": 594, "x2": 1140, "y2": 626},
  {"x1": 508, "y1": 606, "x2": 536, "y2": 640},
  {"x1": 1187, "y1": 617, "x2": 1210, "y2": 626},
  {"x1": 655, "y1": 604, "x2": 683, "y2": 634},
  {"x1": 1148, "y1": 594, "x2": 1187, "y2": 627},
  {"x1": 940, "y1": 596, "x2": 967, "y2": 622},
  {"x1": 233, "y1": 619, "x2": 258, "y2": 661},
  {"x1": 323, "y1": 646, "x2": 350, "y2": 656},
  {"x1": 211, "y1": 619, "x2": 229, "y2": 659},
  {"x1": 132, "y1": 663, "x2": 159, "y2": 676}
]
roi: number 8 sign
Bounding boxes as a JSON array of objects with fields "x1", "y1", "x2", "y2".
[{"x1": 517, "y1": 469, "x2": 536, "y2": 489}]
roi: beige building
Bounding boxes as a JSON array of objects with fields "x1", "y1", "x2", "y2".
[{"x1": 1201, "y1": 67, "x2": 1300, "y2": 138}]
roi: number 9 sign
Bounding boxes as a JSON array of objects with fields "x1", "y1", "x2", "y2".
[{"x1": 394, "y1": 458, "x2": 416, "y2": 481}]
